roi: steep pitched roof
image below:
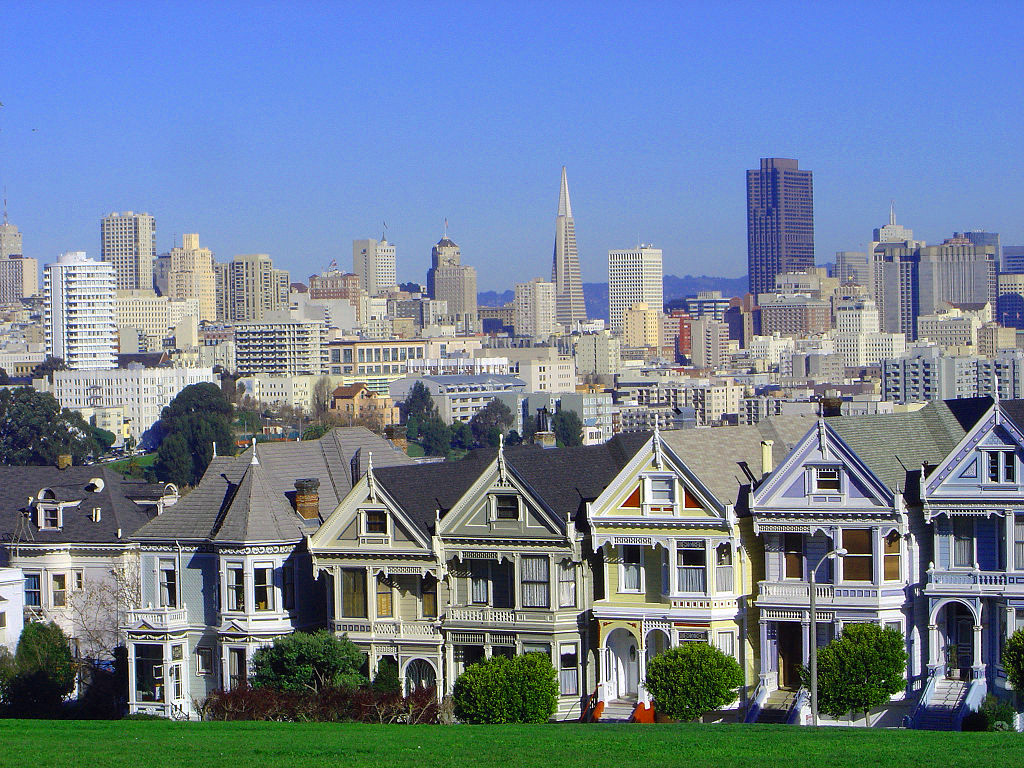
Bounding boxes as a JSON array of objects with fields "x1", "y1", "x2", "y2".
[
  {"x1": 134, "y1": 427, "x2": 412, "y2": 543},
  {"x1": 0, "y1": 465, "x2": 167, "y2": 545}
]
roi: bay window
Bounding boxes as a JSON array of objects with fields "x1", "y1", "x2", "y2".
[
  {"x1": 226, "y1": 565, "x2": 245, "y2": 612},
  {"x1": 341, "y1": 569, "x2": 367, "y2": 618},
  {"x1": 376, "y1": 576, "x2": 393, "y2": 618},
  {"x1": 883, "y1": 531, "x2": 901, "y2": 581},
  {"x1": 253, "y1": 565, "x2": 274, "y2": 611},
  {"x1": 676, "y1": 544, "x2": 706, "y2": 593},
  {"x1": 521, "y1": 556, "x2": 550, "y2": 608},
  {"x1": 842, "y1": 529, "x2": 872, "y2": 582},
  {"x1": 558, "y1": 560, "x2": 576, "y2": 607},
  {"x1": 1015, "y1": 514, "x2": 1024, "y2": 570}
]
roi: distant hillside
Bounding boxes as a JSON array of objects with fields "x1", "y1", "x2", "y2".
[{"x1": 478, "y1": 274, "x2": 747, "y2": 320}]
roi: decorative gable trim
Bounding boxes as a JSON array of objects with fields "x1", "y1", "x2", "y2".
[{"x1": 925, "y1": 404, "x2": 1024, "y2": 496}]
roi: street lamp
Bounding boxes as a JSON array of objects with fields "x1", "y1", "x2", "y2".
[{"x1": 809, "y1": 546, "x2": 846, "y2": 727}]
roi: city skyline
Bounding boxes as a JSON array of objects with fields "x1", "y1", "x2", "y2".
[{"x1": 2, "y1": 3, "x2": 1022, "y2": 290}]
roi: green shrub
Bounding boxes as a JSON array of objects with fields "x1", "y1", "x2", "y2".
[
  {"x1": 452, "y1": 653, "x2": 558, "y2": 724},
  {"x1": 815, "y1": 623, "x2": 906, "y2": 719},
  {"x1": 6, "y1": 622, "x2": 77, "y2": 716},
  {"x1": 978, "y1": 694, "x2": 1017, "y2": 731},
  {"x1": 251, "y1": 631, "x2": 366, "y2": 693},
  {"x1": 643, "y1": 642, "x2": 744, "y2": 722},
  {"x1": 372, "y1": 658, "x2": 402, "y2": 694},
  {"x1": 1003, "y1": 628, "x2": 1024, "y2": 693}
]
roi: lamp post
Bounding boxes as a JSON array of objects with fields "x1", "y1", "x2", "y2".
[{"x1": 809, "y1": 546, "x2": 846, "y2": 727}]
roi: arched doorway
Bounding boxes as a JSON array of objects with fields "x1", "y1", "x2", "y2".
[
  {"x1": 606, "y1": 628, "x2": 639, "y2": 701},
  {"x1": 404, "y1": 658, "x2": 437, "y2": 695},
  {"x1": 645, "y1": 629, "x2": 670, "y2": 667},
  {"x1": 933, "y1": 600, "x2": 980, "y2": 679}
]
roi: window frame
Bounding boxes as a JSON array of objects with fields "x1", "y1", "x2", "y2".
[
  {"x1": 340, "y1": 568, "x2": 368, "y2": 619},
  {"x1": 984, "y1": 450, "x2": 1016, "y2": 485},
  {"x1": 51, "y1": 573, "x2": 67, "y2": 608},
  {"x1": 783, "y1": 533, "x2": 804, "y2": 580},
  {"x1": 362, "y1": 509, "x2": 389, "y2": 536},
  {"x1": 952, "y1": 518, "x2": 975, "y2": 569},
  {"x1": 253, "y1": 563, "x2": 275, "y2": 612},
  {"x1": 24, "y1": 572, "x2": 41, "y2": 607},
  {"x1": 225, "y1": 562, "x2": 245, "y2": 613},
  {"x1": 282, "y1": 563, "x2": 295, "y2": 610},
  {"x1": 841, "y1": 528, "x2": 873, "y2": 583},
  {"x1": 158, "y1": 558, "x2": 177, "y2": 608},
  {"x1": 558, "y1": 560, "x2": 576, "y2": 608},
  {"x1": 195, "y1": 646, "x2": 213, "y2": 675},
  {"x1": 618, "y1": 545, "x2": 644, "y2": 593},
  {"x1": 812, "y1": 465, "x2": 842, "y2": 493},
  {"x1": 375, "y1": 575, "x2": 394, "y2": 618},
  {"x1": 883, "y1": 530, "x2": 901, "y2": 581},
  {"x1": 493, "y1": 494, "x2": 520, "y2": 521},
  {"x1": 520, "y1": 555, "x2": 550, "y2": 609}
]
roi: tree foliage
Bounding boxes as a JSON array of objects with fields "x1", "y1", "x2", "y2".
[
  {"x1": 302, "y1": 424, "x2": 331, "y2": 441},
  {"x1": 251, "y1": 631, "x2": 366, "y2": 693},
  {"x1": 551, "y1": 409, "x2": 583, "y2": 447},
  {"x1": 153, "y1": 433, "x2": 193, "y2": 488},
  {"x1": 0, "y1": 387, "x2": 100, "y2": 466},
  {"x1": 155, "y1": 383, "x2": 234, "y2": 486},
  {"x1": 0, "y1": 368, "x2": 9, "y2": 385},
  {"x1": 450, "y1": 421, "x2": 474, "y2": 451},
  {"x1": 3, "y1": 622, "x2": 77, "y2": 716},
  {"x1": 469, "y1": 399, "x2": 513, "y2": 445},
  {"x1": 30, "y1": 356, "x2": 67, "y2": 382},
  {"x1": 1001, "y1": 628, "x2": 1024, "y2": 694},
  {"x1": 402, "y1": 381, "x2": 436, "y2": 422},
  {"x1": 814, "y1": 623, "x2": 906, "y2": 719},
  {"x1": 643, "y1": 642, "x2": 744, "y2": 722},
  {"x1": 419, "y1": 416, "x2": 452, "y2": 457},
  {"x1": 452, "y1": 652, "x2": 558, "y2": 724}
]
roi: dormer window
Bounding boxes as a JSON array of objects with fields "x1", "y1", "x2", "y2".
[
  {"x1": 649, "y1": 478, "x2": 675, "y2": 503},
  {"x1": 985, "y1": 451, "x2": 1015, "y2": 484},
  {"x1": 814, "y1": 467, "x2": 841, "y2": 493},
  {"x1": 494, "y1": 494, "x2": 519, "y2": 521},
  {"x1": 39, "y1": 505, "x2": 62, "y2": 530},
  {"x1": 364, "y1": 510, "x2": 387, "y2": 534}
]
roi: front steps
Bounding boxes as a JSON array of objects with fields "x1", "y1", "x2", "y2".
[
  {"x1": 914, "y1": 679, "x2": 967, "y2": 731},
  {"x1": 755, "y1": 688, "x2": 797, "y2": 724}
]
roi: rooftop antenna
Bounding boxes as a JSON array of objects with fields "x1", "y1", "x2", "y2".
[
  {"x1": 889, "y1": 200, "x2": 895, "y2": 226},
  {"x1": 2, "y1": 187, "x2": 7, "y2": 226},
  {"x1": 443, "y1": 217, "x2": 449, "y2": 239},
  {"x1": 382, "y1": 220, "x2": 388, "y2": 242}
]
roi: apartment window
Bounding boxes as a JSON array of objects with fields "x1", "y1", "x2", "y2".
[
  {"x1": 364, "y1": 510, "x2": 387, "y2": 535},
  {"x1": 376, "y1": 576, "x2": 393, "y2": 618},
  {"x1": 196, "y1": 647, "x2": 213, "y2": 675},
  {"x1": 953, "y1": 518, "x2": 974, "y2": 568},
  {"x1": 521, "y1": 556, "x2": 550, "y2": 608},
  {"x1": 842, "y1": 529, "x2": 873, "y2": 582},
  {"x1": 494, "y1": 494, "x2": 519, "y2": 520},
  {"x1": 254, "y1": 565, "x2": 274, "y2": 611},
  {"x1": 470, "y1": 561, "x2": 490, "y2": 604},
  {"x1": 716, "y1": 630, "x2": 737, "y2": 660},
  {"x1": 158, "y1": 558, "x2": 177, "y2": 608},
  {"x1": 783, "y1": 533, "x2": 803, "y2": 579},
  {"x1": 1015, "y1": 514, "x2": 1024, "y2": 570},
  {"x1": 24, "y1": 573, "x2": 40, "y2": 607},
  {"x1": 814, "y1": 467, "x2": 841, "y2": 492},
  {"x1": 986, "y1": 451, "x2": 1016, "y2": 484},
  {"x1": 649, "y1": 477, "x2": 674, "y2": 503},
  {"x1": 676, "y1": 545, "x2": 706, "y2": 593},
  {"x1": 341, "y1": 569, "x2": 367, "y2": 618},
  {"x1": 620, "y1": 545, "x2": 643, "y2": 592},
  {"x1": 226, "y1": 565, "x2": 245, "y2": 612},
  {"x1": 421, "y1": 576, "x2": 438, "y2": 618},
  {"x1": 283, "y1": 564, "x2": 295, "y2": 610},
  {"x1": 51, "y1": 573, "x2": 67, "y2": 607},
  {"x1": 883, "y1": 531, "x2": 901, "y2": 581},
  {"x1": 559, "y1": 643, "x2": 579, "y2": 696},
  {"x1": 558, "y1": 560, "x2": 576, "y2": 607}
]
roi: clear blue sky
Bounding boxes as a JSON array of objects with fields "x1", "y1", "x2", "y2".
[{"x1": 2, "y1": 1, "x2": 1022, "y2": 290}]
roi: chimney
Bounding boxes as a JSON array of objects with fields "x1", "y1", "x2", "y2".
[
  {"x1": 57, "y1": 454, "x2": 72, "y2": 470},
  {"x1": 535, "y1": 431, "x2": 557, "y2": 449},
  {"x1": 760, "y1": 440, "x2": 774, "y2": 478},
  {"x1": 294, "y1": 478, "x2": 320, "y2": 520}
]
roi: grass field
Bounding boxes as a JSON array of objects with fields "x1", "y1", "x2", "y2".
[
  {"x1": 1, "y1": 720, "x2": 1021, "y2": 768},
  {"x1": 104, "y1": 453, "x2": 157, "y2": 477}
]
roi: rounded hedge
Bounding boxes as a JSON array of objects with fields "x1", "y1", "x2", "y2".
[
  {"x1": 643, "y1": 642, "x2": 743, "y2": 722},
  {"x1": 452, "y1": 652, "x2": 558, "y2": 724}
]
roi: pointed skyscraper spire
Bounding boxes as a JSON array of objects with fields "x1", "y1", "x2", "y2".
[
  {"x1": 552, "y1": 166, "x2": 586, "y2": 329},
  {"x1": 889, "y1": 200, "x2": 896, "y2": 226}
]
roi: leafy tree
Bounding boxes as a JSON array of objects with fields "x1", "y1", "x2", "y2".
[
  {"x1": 0, "y1": 368, "x2": 9, "y2": 385},
  {"x1": 155, "y1": 383, "x2": 234, "y2": 485},
  {"x1": 0, "y1": 387, "x2": 99, "y2": 465},
  {"x1": 372, "y1": 658, "x2": 402, "y2": 694},
  {"x1": 1001, "y1": 628, "x2": 1024, "y2": 694},
  {"x1": 469, "y1": 398, "x2": 513, "y2": 445},
  {"x1": 505, "y1": 429, "x2": 523, "y2": 446},
  {"x1": 644, "y1": 642, "x2": 743, "y2": 722},
  {"x1": 453, "y1": 653, "x2": 558, "y2": 724},
  {"x1": 153, "y1": 433, "x2": 193, "y2": 488},
  {"x1": 406, "y1": 415, "x2": 420, "y2": 441},
  {"x1": 814, "y1": 623, "x2": 906, "y2": 721},
  {"x1": 30, "y1": 356, "x2": 67, "y2": 382},
  {"x1": 302, "y1": 424, "x2": 330, "y2": 441},
  {"x1": 160, "y1": 382, "x2": 233, "y2": 431},
  {"x1": 90, "y1": 426, "x2": 117, "y2": 454},
  {"x1": 450, "y1": 421, "x2": 474, "y2": 451},
  {"x1": 551, "y1": 409, "x2": 583, "y2": 447},
  {"x1": 402, "y1": 381, "x2": 436, "y2": 422},
  {"x1": 7, "y1": 622, "x2": 77, "y2": 716},
  {"x1": 419, "y1": 416, "x2": 452, "y2": 457},
  {"x1": 251, "y1": 630, "x2": 366, "y2": 693}
]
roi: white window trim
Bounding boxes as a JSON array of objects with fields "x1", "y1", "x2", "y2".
[
  {"x1": 224, "y1": 560, "x2": 246, "y2": 613},
  {"x1": 253, "y1": 561, "x2": 276, "y2": 612},
  {"x1": 618, "y1": 544, "x2": 644, "y2": 594},
  {"x1": 642, "y1": 474, "x2": 677, "y2": 515},
  {"x1": 195, "y1": 646, "x2": 213, "y2": 675},
  {"x1": 360, "y1": 508, "x2": 391, "y2": 538},
  {"x1": 38, "y1": 503, "x2": 63, "y2": 531},
  {"x1": 490, "y1": 493, "x2": 521, "y2": 522},
  {"x1": 809, "y1": 465, "x2": 844, "y2": 495},
  {"x1": 983, "y1": 449, "x2": 1017, "y2": 485}
]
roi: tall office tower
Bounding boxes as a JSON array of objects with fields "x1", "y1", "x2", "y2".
[
  {"x1": 513, "y1": 278, "x2": 557, "y2": 338},
  {"x1": 44, "y1": 251, "x2": 117, "y2": 370},
  {"x1": 353, "y1": 237, "x2": 397, "y2": 296},
  {"x1": 834, "y1": 251, "x2": 870, "y2": 287},
  {"x1": 101, "y1": 211, "x2": 156, "y2": 291},
  {"x1": 168, "y1": 234, "x2": 217, "y2": 322},
  {"x1": 426, "y1": 233, "x2": 477, "y2": 331},
  {"x1": 226, "y1": 253, "x2": 290, "y2": 322},
  {"x1": 608, "y1": 245, "x2": 663, "y2": 335},
  {"x1": 959, "y1": 230, "x2": 1001, "y2": 270},
  {"x1": 0, "y1": 202, "x2": 23, "y2": 258},
  {"x1": 552, "y1": 166, "x2": 586, "y2": 328},
  {"x1": 214, "y1": 262, "x2": 231, "y2": 321},
  {"x1": 746, "y1": 158, "x2": 814, "y2": 295},
  {"x1": 1004, "y1": 246, "x2": 1024, "y2": 275}
]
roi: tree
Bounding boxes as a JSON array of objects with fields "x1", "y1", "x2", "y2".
[
  {"x1": 251, "y1": 630, "x2": 366, "y2": 693},
  {"x1": 505, "y1": 429, "x2": 523, "y2": 446},
  {"x1": 66, "y1": 559, "x2": 141, "y2": 661},
  {"x1": 7, "y1": 622, "x2": 77, "y2": 716},
  {"x1": 90, "y1": 426, "x2": 117, "y2": 454},
  {"x1": 452, "y1": 653, "x2": 558, "y2": 724},
  {"x1": 311, "y1": 376, "x2": 333, "y2": 422},
  {"x1": 153, "y1": 433, "x2": 193, "y2": 489},
  {"x1": 551, "y1": 409, "x2": 583, "y2": 447},
  {"x1": 1003, "y1": 628, "x2": 1024, "y2": 695},
  {"x1": 0, "y1": 387, "x2": 100, "y2": 465},
  {"x1": 469, "y1": 398, "x2": 514, "y2": 446},
  {"x1": 814, "y1": 623, "x2": 906, "y2": 721},
  {"x1": 450, "y1": 421, "x2": 474, "y2": 451},
  {"x1": 30, "y1": 356, "x2": 67, "y2": 382},
  {"x1": 302, "y1": 424, "x2": 331, "y2": 441},
  {"x1": 155, "y1": 383, "x2": 234, "y2": 486},
  {"x1": 160, "y1": 382, "x2": 233, "y2": 430},
  {"x1": 419, "y1": 416, "x2": 452, "y2": 457},
  {"x1": 0, "y1": 368, "x2": 9, "y2": 385},
  {"x1": 644, "y1": 642, "x2": 743, "y2": 722},
  {"x1": 403, "y1": 381, "x2": 436, "y2": 422},
  {"x1": 406, "y1": 415, "x2": 420, "y2": 441}
]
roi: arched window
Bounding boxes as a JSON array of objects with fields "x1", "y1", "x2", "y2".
[{"x1": 405, "y1": 659, "x2": 436, "y2": 694}]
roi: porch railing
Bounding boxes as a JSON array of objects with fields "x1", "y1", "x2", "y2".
[
  {"x1": 928, "y1": 568, "x2": 1008, "y2": 590},
  {"x1": 908, "y1": 667, "x2": 941, "y2": 729},
  {"x1": 126, "y1": 606, "x2": 189, "y2": 630}
]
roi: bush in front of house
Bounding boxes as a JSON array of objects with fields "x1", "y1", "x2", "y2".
[
  {"x1": 250, "y1": 630, "x2": 366, "y2": 693},
  {"x1": 200, "y1": 683, "x2": 440, "y2": 723},
  {"x1": 452, "y1": 652, "x2": 559, "y2": 724},
  {"x1": 962, "y1": 695, "x2": 1018, "y2": 732},
  {"x1": 643, "y1": 642, "x2": 744, "y2": 722},
  {"x1": 0, "y1": 622, "x2": 78, "y2": 717}
]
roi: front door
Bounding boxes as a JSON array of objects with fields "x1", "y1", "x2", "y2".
[
  {"x1": 606, "y1": 630, "x2": 639, "y2": 700},
  {"x1": 777, "y1": 622, "x2": 801, "y2": 689}
]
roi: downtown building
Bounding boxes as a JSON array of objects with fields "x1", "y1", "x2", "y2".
[
  {"x1": 101, "y1": 212, "x2": 156, "y2": 291},
  {"x1": 552, "y1": 166, "x2": 586, "y2": 329},
  {"x1": 746, "y1": 158, "x2": 814, "y2": 296},
  {"x1": 608, "y1": 245, "x2": 663, "y2": 336},
  {"x1": 167, "y1": 234, "x2": 217, "y2": 322},
  {"x1": 426, "y1": 234, "x2": 477, "y2": 332},
  {"x1": 513, "y1": 278, "x2": 558, "y2": 338},
  {"x1": 353, "y1": 238, "x2": 397, "y2": 296},
  {"x1": 44, "y1": 251, "x2": 118, "y2": 370}
]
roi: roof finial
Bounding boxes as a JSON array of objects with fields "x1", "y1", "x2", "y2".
[
  {"x1": 889, "y1": 199, "x2": 895, "y2": 227},
  {"x1": 994, "y1": 370, "x2": 1001, "y2": 411},
  {"x1": 250, "y1": 441, "x2": 259, "y2": 465},
  {"x1": 497, "y1": 432, "x2": 508, "y2": 483},
  {"x1": 653, "y1": 422, "x2": 664, "y2": 469},
  {"x1": 366, "y1": 451, "x2": 377, "y2": 501},
  {"x1": 818, "y1": 416, "x2": 829, "y2": 460},
  {"x1": 212, "y1": 441, "x2": 217, "y2": 458}
]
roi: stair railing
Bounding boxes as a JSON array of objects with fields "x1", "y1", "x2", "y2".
[
  {"x1": 786, "y1": 687, "x2": 810, "y2": 725},
  {"x1": 744, "y1": 681, "x2": 769, "y2": 723},
  {"x1": 908, "y1": 668, "x2": 941, "y2": 729}
]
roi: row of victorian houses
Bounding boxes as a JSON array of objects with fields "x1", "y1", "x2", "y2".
[{"x1": 1, "y1": 396, "x2": 1022, "y2": 727}]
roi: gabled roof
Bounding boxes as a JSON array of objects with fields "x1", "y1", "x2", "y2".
[
  {"x1": 134, "y1": 427, "x2": 413, "y2": 543},
  {"x1": 0, "y1": 464, "x2": 167, "y2": 545}
]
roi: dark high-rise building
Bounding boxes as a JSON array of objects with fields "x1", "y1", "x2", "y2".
[{"x1": 746, "y1": 158, "x2": 814, "y2": 295}]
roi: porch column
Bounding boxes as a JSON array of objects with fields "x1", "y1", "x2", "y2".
[
  {"x1": 973, "y1": 623, "x2": 984, "y2": 672},
  {"x1": 759, "y1": 619, "x2": 771, "y2": 684},
  {"x1": 638, "y1": 628, "x2": 648, "y2": 706},
  {"x1": 444, "y1": 641, "x2": 454, "y2": 694},
  {"x1": 126, "y1": 641, "x2": 137, "y2": 711},
  {"x1": 801, "y1": 617, "x2": 811, "y2": 667}
]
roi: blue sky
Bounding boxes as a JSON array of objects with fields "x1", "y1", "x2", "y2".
[{"x1": 2, "y1": 1, "x2": 1022, "y2": 290}]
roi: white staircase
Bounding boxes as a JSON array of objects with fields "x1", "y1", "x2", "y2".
[
  {"x1": 599, "y1": 697, "x2": 637, "y2": 722},
  {"x1": 915, "y1": 678, "x2": 967, "y2": 731},
  {"x1": 755, "y1": 688, "x2": 797, "y2": 724}
]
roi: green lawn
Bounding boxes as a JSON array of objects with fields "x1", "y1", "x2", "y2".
[
  {"x1": 1, "y1": 720, "x2": 1021, "y2": 768},
  {"x1": 406, "y1": 441, "x2": 426, "y2": 458},
  {"x1": 104, "y1": 453, "x2": 157, "y2": 477}
]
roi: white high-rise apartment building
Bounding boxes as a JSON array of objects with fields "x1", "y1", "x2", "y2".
[
  {"x1": 168, "y1": 234, "x2": 217, "y2": 322},
  {"x1": 513, "y1": 278, "x2": 557, "y2": 338},
  {"x1": 608, "y1": 245, "x2": 663, "y2": 335},
  {"x1": 101, "y1": 212, "x2": 156, "y2": 291},
  {"x1": 353, "y1": 238, "x2": 397, "y2": 296},
  {"x1": 44, "y1": 251, "x2": 117, "y2": 370}
]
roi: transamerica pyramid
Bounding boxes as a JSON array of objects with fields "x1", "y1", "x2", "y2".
[{"x1": 552, "y1": 166, "x2": 587, "y2": 328}]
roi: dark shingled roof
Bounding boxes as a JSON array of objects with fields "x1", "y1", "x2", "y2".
[
  {"x1": 134, "y1": 427, "x2": 413, "y2": 543},
  {"x1": 0, "y1": 465, "x2": 167, "y2": 545}
]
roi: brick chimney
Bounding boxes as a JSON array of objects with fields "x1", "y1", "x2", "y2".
[
  {"x1": 57, "y1": 454, "x2": 73, "y2": 470},
  {"x1": 294, "y1": 478, "x2": 320, "y2": 520}
]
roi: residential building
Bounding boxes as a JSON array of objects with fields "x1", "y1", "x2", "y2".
[
  {"x1": 747, "y1": 158, "x2": 814, "y2": 295},
  {"x1": 426, "y1": 235, "x2": 477, "y2": 332},
  {"x1": 516, "y1": 353, "x2": 576, "y2": 394},
  {"x1": 167, "y1": 234, "x2": 217, "y2": 322},
  {"x1": 552, "y1": 166, "x2": 586, "y2": 329},
  {"x1": 389, "y1": 374, "x2": 527, "y2": 425},
  {"x1": 513, "y1": 278, "x2": 558, "y2": 338},
  {"x1": 353, "y1": 238, "x2": 397, "y2": 296},
  {"x1": 622, "y1": 302, "x2": 663, "y2": 351},
  {"x1": 101, "y1": 212, "x2": 156, "y2": 291},
  {"x1": 881, "y1": 349, "x2": 1024, "y2": 404},
  {"x1": 225, "y1": 253, "x2": 290, "y2": 322},
  {"x1": 689, "y1": 317, "x2": 729, "y2": 370},
  {"x1": 44, "y1": 251, "x2": 118, "y2": 370},
  {"x1": 326, "y1": 339, "x2": 427, "y2": 384},
  {"x1": 608, "y1": 246, "x2": 663, "y2": 336},
  {"x1": 574, "y1": 331, "x2": 621, "y2": 378},
  {"x1": 978, "y1": 323, "x2": 1017, "y2": 358},
  {"x1": 309, "y1": 269, "x2": 362, "y2": 301},
  {"x1": 236, "y1": 374, "x2": 321, "y2": 412},
  {"x1": 234, "y1": 316, "x2": 328, "y2": 376},
  {"x1": 916, "y1": 306, "x2": 984, "y2": 349},
  {"x1": 0, "y1": 255, "x2": 40, "y2": 303},
  {"x1": 329, "y1": 382, "x2": 400, "y2": 427},
  {"x1": 115, "y1": 290, "x2": 201, "y2": 347}
]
